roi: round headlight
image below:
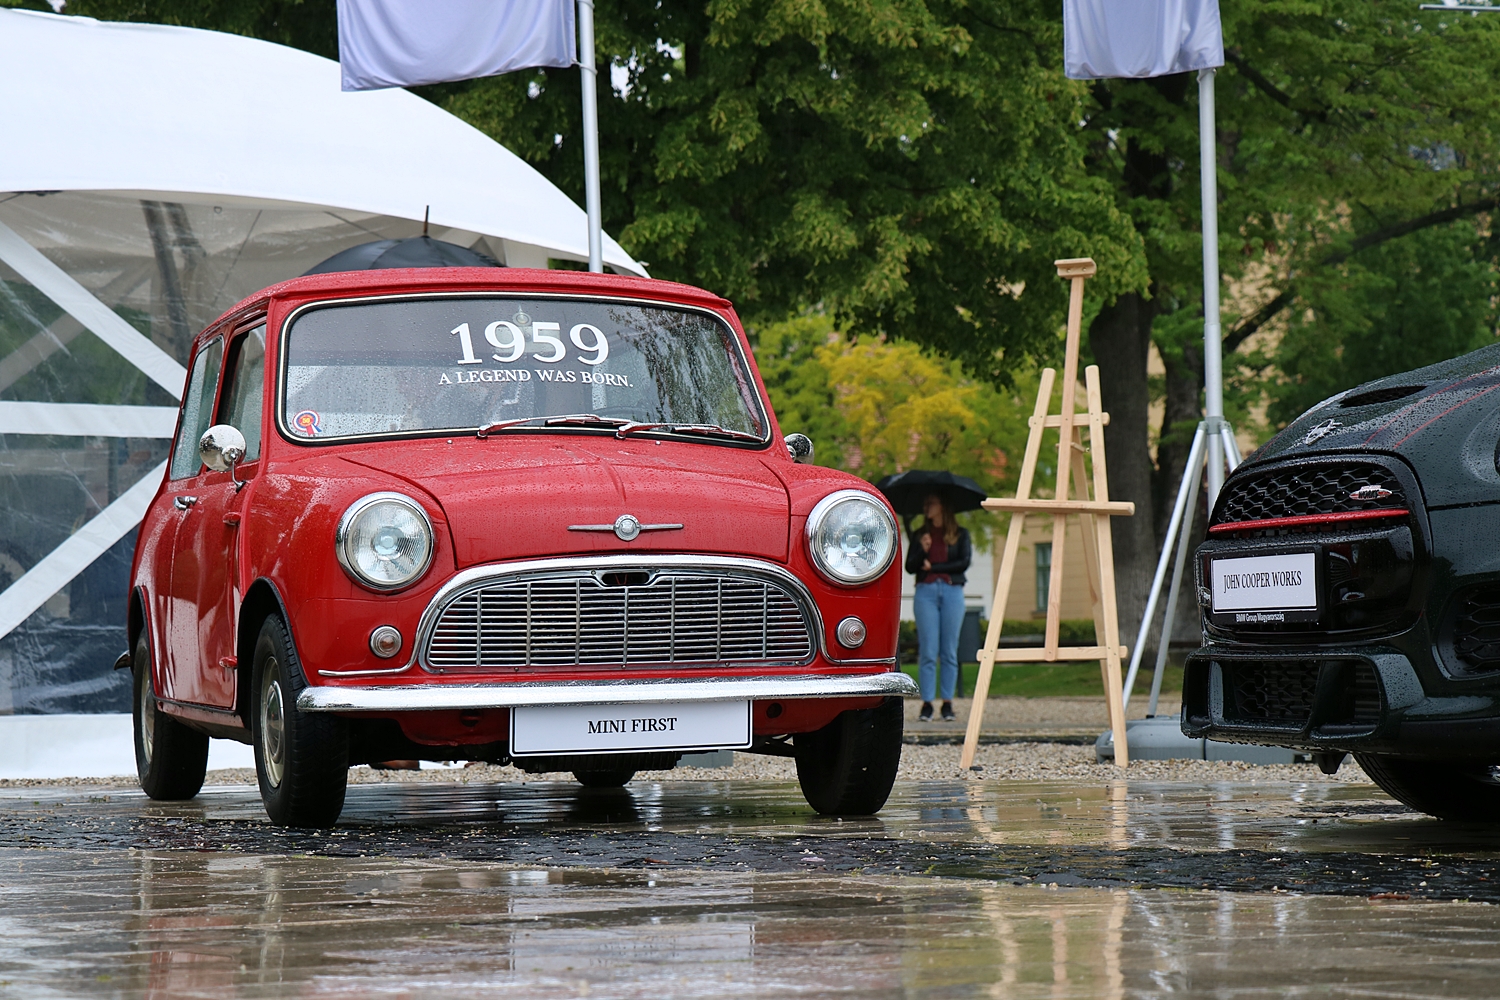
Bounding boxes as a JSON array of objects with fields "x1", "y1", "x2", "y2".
[
  {"x1": 805, "y1": 490, "x2": 898, "y2": 586},
  {"x1": 336, "y1": 493, "x2": 434, "y2": 591}
]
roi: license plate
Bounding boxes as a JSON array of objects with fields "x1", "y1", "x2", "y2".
[
  {"x1": 1210, "y1": 552, "x2": 1317, "y2": 621},
  {"x1": 509, "y1": 700, "x2": 752, "y2": 756}
]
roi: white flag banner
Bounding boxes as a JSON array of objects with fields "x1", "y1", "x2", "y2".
[
  {"x1": 1063, "y1": 0, "x2": 1223, "y2": 80},
  {"x1": 338, "y1": 0, "x2": 576, "y2": 92}
]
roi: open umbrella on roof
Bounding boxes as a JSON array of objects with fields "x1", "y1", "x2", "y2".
[
  {"x1": 303, "y1": 234, "x2": 501, "y2": 275},
  {"x1": 874, "y1": 469, "x2": 988, "y2": 520}
]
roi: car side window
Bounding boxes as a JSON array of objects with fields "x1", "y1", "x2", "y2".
[
  {"x1": 169, "y1": 338, "x2": 224, "y2": 481},
  {"x1": 217, "y1": 325, "x2": 267, "y2": 461}
]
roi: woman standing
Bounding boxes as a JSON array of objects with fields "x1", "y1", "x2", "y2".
[{"x1": 906, "y1": 493, "x2": 971, "y2": 721}]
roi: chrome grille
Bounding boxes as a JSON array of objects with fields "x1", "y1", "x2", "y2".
[{"x1": 425, "y1": 571, "x2": 815, "y2": 669}]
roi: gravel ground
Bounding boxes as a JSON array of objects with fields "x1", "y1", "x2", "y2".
[
  {"x1": 2, "y1": 740, "x2": 1370, "y2": 790},
  {"x1": 903, "y1": 695, "x2": 1178, "y2": 731}
]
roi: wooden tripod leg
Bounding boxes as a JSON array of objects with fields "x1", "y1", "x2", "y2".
[
  {"x1": 961, "y1": 367, "x2": 1057, "y2": 770},
  {"x1": 1071, "y1": 433, "x2": 1111, "y2": 702},
  {"x1": 961, "y1": 512, "x2": 1024, "y2": 770},
  {"x1": 1084, "y1": 366, "x2": 1128, "y2": 766}
]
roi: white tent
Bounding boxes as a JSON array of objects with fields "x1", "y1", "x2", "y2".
[{"x1": 0, "y1": 9, "x2": 644, "y2": 734}]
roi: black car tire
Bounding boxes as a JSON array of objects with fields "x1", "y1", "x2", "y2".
[
  {"x1": 132, "y1": 632, "x2": 209, "y2": 800},
  {"x1": 252, "y1": 615, "x2": 349, "y2": 828},
  {"x1": 573, "y1": 769, "x2": 636, "y2": 788},
  {"x1": 794, "y1": 696, "x2": 903, "y2": 815},
  {"x1": 1355, "y1": 753, "x2": 1500, "y2": 821}
]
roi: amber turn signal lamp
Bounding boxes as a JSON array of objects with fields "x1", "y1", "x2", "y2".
[{"x1": 369, "y1": 625, "x2": 403, "y2": 659}]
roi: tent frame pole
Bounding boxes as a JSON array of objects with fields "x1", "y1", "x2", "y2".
[
  {"x1": 1198, "y1": 67, "x2": 1226, "y2": 508},
  {"x1": 577, "y1": 0, "x2": 604, "y2": 273}
]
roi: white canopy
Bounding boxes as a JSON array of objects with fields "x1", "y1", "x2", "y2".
[
  {"x1": 0, "y1": 10, "x2": 647, "y2": 717},
  {"x1": 0, "y1": 8, "x2": 643, "y2": 275}
]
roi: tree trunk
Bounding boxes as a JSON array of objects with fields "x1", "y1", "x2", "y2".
[{"x1": 1089, "y1": 292, "x2": 1158, "y2": 650}]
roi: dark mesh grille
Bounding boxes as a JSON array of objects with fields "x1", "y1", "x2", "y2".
[
  {"x1": 1450, "y1": 585, "x2": 1500, "y2": 674},
  {"x1": 1215, "y1": 463, "x2": 1405, "y2": 525},
  {"x1": 1223, "y1": 660, "x2": 1319, "y2": 727}
]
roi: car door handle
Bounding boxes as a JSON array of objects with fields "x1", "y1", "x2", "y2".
[{"x1": 174, "y1": 495, "x2": 198, "y2": 510}]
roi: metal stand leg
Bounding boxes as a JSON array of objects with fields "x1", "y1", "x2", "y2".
[
  {"x1": 1147, "y1": 455, "x2": 1204, "y2": 718},
  {"x1": 1121, "y1": 423, "x2": 1206, "y2": 711}
]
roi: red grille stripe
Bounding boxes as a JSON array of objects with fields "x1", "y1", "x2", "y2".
[{"x1": 1209, "y1": 508, "x2": 1409, "y2": 534}]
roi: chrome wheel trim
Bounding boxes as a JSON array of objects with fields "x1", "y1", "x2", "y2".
[
  {"x1": 260, "y1": 660, "x2": 287, "y2": 788},
  {"x1": 138, "y1": 668, "x2": 155, "y2": 767}
]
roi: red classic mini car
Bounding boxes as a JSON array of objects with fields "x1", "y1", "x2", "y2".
[{"x1": 123, "y1": 267, "x2": 913, "y2": 826}]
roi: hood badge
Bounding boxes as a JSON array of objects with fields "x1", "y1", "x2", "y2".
[
  {"x1": 569, "y1": 514, "x2": 685, "y2": 542},
  {"x1": 1350, "y1": 485, "x2": 1393, "y2": 502},
  {"x1": 1302, "y1": 418, "x2": 1343, "y2": 445}
]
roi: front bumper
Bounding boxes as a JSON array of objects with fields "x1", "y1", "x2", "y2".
[
  {"x1": 1183, "y1": 644, "x2": 1500, "y2": 758},
  {"x1": 298, "y1": 671, "x2": 917, "y2": 713}
]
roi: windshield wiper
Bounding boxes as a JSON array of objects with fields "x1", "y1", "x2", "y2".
[
  {"x1": 613, "y1": 420, "x2": 673, "y2": 439},
  {"x1": 661, "y1": 423, "x2": 765, "y2": 442},
  {"x1": 476, "y1": 413, "x2": 626, "y2": 438}
]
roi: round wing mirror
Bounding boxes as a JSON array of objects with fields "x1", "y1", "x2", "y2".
[
  {"x1": 785, "y1": 433, "x2": 814, "y2": 464},
  {"x1": 200, "y1": 424, "x2": 247, "y2": 487}
]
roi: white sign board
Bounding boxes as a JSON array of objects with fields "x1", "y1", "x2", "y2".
[
  {"x1": 510, "y1": 701, "x2": 752, "y2": 756},
  {"x1": 1211, "y1": 552, "x2": 1318, "y2": 616}
]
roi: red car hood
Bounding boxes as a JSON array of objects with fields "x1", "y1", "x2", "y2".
[{"x1": 342, "y1": 438, "x2": 790, "y2": 567}]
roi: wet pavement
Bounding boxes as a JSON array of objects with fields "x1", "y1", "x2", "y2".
[{"x1": 4, "y1": 775, "x2": 1500, "y2": 996}]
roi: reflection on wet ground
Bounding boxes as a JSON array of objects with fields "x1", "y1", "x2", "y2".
[
  {"x1": 6, "y1": 847, "x2": 1500, "y2": 998},
  {"x1": 4, "y1": 778, "x2": 1500, "y2": 997}
]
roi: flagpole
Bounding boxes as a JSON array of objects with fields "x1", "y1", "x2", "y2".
[
  {"x1": 577, "y1": 0, "x2": 604, "y2": 273},
  {"x1": 1198, "y1": 66, "x2": 1225, "y2": 507}
]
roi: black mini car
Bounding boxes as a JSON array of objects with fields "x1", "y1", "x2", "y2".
[{"x1": 1189, "y1": 344, "x2": 1500, "y2": 820}]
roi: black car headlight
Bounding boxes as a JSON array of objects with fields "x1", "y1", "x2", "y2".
[
  {"x1": 336, "y1": 492, "x2": 434, "y2": 591},
  {"x1": 805, "y1": 490, "x2": 897, "y2": 586}
]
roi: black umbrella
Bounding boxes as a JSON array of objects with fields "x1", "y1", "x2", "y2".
[
  {"x1": 874, "y1": 469, "x2": 988, "y2": 520},
  {"x1": 303, "y1": 235, "x2": 501, "y2": 275}
]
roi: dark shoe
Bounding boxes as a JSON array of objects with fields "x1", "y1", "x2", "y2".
[
  {"x1": 918, "y1": 702, "x2": 934, "y2": 722},
  {"x1": 941, "y1": 701, "x2": 956, "y2": 722}
]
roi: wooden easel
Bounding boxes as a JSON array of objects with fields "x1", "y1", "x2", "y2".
[{"x1": 959, "y1": 258, "x2": 1134, "y2": 769}]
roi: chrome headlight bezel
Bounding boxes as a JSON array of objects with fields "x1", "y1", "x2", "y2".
[
  {"x1": 335, "y1": 492, "x2": 435, "y2": 592},
  {"x1": 804, "y1": 489, "x2": 898, "y2": 587}
]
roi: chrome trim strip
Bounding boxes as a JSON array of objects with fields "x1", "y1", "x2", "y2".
[
  {"x1": 298, "y1": 671, "x2": 917, "y2": 713},
  {"x1": 411, "y1": 554, "x2": 833, "y2": 672}
]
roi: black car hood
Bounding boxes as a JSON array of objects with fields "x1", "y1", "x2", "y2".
[{"x1": 1246, "y1": 342, "x2": 1500, "y2": 508}]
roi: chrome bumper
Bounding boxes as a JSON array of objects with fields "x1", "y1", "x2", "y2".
[{"x1": 297, "y1": 672, "x2": 917, "y2": 713}]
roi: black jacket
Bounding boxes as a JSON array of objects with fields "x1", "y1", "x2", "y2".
[{"x1": 905, "y1": 526, "x2": 970, "y2": 586}]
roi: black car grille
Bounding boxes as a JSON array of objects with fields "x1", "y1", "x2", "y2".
[
  {"x1": 1223, "y1": 660, "x2": 1320, "y2": 727},
  {"x1": 1214, "y1": 463, "x2": 1406, "y2": 526},
  {"x1": 1197, "y1": 659, "x2": 1382, "y2": 732},
  {"x1": 425, "y1": 571, "x2": 816, "y2": 670},
  {"x1": 1446, "y1": 584, "x2": 1500, "y2": 675}
]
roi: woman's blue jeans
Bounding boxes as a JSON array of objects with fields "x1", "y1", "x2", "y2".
[{"x1": 914, "y1": 581, "x2": 965, "y2": 702}]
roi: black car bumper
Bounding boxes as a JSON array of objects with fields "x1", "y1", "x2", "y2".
[{"x1": 1183, "y1": 645, "x2": 1500, "y2": 759}]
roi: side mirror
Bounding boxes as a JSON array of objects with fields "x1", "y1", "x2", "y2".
[
  {"x1": 785, "y1": 433, "x2": 814, "y2": 464},
  {"x1": 200, "y1": 424, "x2": 248, "y2": 490}
]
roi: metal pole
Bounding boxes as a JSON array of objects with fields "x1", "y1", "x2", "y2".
[
  {"x1": 1199, "y1": 67, "x2": 1225, "y2": 509},
  {"x1": 1147, "y1": 452, "x2": 1205, "y2": 718},
  {"x1": 577, "y1": 0, "x2": 604, "y2": 273},
  {"x1": 1121, "y1": 422, "x2": 1207, "y2": 711}
]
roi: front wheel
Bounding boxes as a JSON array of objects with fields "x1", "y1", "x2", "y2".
[
  {"x1": 132, "y1": 632, "x2": 208, "y2": 800},
  {"x1": 1355, "y1": 753, "x2": 1500, "y2": 821},
  {"x1": 794, "y1": 697, "x2": 903, "y2": 816},
  {"x1": 252, "y1": 615, "x2": 349, "y2": 827}
]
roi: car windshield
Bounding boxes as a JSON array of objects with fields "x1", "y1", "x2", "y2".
[{"x1": 280, "y1": 296, "x2": 768, "y2": 443}]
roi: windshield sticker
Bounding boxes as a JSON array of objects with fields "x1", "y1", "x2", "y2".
[
  {"x1": 437, "y1": 369, "x2": 632, "y2": 387},
  {"x1": 293, "y1": 410, "x2": 323, "y2": 436}
]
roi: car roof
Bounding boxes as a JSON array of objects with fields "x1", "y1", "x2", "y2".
[{"x1": 200, "y1": 267, "x2": 737, "y2": 347}]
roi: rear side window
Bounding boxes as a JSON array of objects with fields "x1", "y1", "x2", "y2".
[
  {"x1": 169, "y1": 338, "x2": 223, "y2": 480},
  {"x1": 218, "y1": 325, "x2": 267, "y2": 461}
]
